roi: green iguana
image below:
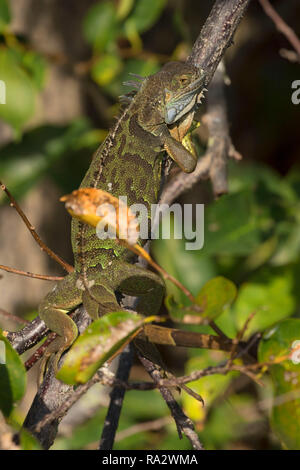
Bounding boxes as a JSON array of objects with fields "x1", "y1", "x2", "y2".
[{"x1": 38, "y1": 61, "x2": 206, "y2": 379}]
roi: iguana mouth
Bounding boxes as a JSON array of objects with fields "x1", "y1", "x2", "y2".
[{"x1": 165, "y1": 76, "x2": 206, "y2": 125}]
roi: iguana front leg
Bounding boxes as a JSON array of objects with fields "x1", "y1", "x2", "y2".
[
  {"x1": 38, "y1": 277, "x2": 118, "y2": 382},
  {"x1": 38, "y1": 272, "x2": 82, "y2": 381},
  {"x1": 39, "y1": 262, "x2": 165, "y2": 381},
  {"x1": 160, "y1": 124, "x2": 197, "y2": 173}
]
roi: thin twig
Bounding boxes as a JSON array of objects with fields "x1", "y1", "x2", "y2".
[
  {"x1": 259, "y1": 0, "x2": 300, "y2": 61},
  {"x1": 99, "y1": 345, "x2": 134, "y2": 450},
  {"x1": 115, "y1": 416, "x2": 172, "y2": 442},
  {"x1": 0, "y1": 181, "x2": 74, "y2": 273},
  {"x1": 0, "y1": 308, "x2": 29, "y2": 326},
  {"x1": 156, "y1": 358, "x2": 283, "y2": 388},
  {"x1": 228, "y1": 311, "x2": 256, "y2": 366},
  {"x1": 279, "y1": 48, "x2": 299, "y2": 63},
  {"x1": 137, "y1": 352, "x2": 204, "y2": 450},
  {"x1": 0, "y1": 264, "x2": 64, "y2": 281},
  {"x1": 24, "y1": 332, "x2": 57, "y2": 371},
  {"x1": 258, "y1": 388, "x2": 300, "y2": 411}
]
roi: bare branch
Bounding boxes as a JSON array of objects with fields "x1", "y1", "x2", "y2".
[
  {"x1": 24, "y1": 332, "x2": 57, "y2": 371},
  {"x1": 0, "y1": 264, "x2": 64, "y2": 281},
  {"x1": 187, "y1": 0, "x2": 250, "y2": 81},
  {"x1": 99, "y1": 345, "x2": 134, "y2": 450},
  {"x1": 279, "y1": 48, "x2": 299, "y2": 63},
  {"x1": 227, "y1": 311, "x2": 256, "y2": 366},
  {"x1": 0, "y1": 308, "x2": 29, "y2": 326},
  {"x1": 259, "y1": 0, "x2": 300, "y2": 61},
  {"x1": 6, "y1": 316, "x2": 48, "y2": 355},
  {"x1": 137, "y1": 352, "x2": 204, "y2": 450},
  {"x1": 115, "y1": 416, "x2": 172, "y2": 443}
]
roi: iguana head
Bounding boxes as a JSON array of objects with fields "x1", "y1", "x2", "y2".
[
  {"x1": 160, "y1": 61, "x2": 206, "y2": 125},
  {"x1": 134, "y1": 61, "x2": 206, "y2": 135}
]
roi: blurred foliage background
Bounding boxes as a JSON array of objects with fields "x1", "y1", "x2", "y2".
[{"x1": 0, "y1": 0, "x2": 299, "y2": 450}]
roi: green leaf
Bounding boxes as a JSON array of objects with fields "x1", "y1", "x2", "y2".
[
  {"x1": 0, "y1": 0, "x2": 10, "y2": 33},
  {"x1": 234, "y1": 269, "x2": 296, "y2": 337},
  {"x1": 258, "y1": 319, "x2": 300, "y2": 449},
  {"x1": 57, "y1": 311, "x2": 147, "y2": 385},
  {"x1": 0, "y1": 48, "x2": 36, "y2": 132},
  {"x1": 165, "y1": 277, "x2": 236, "y2": 325},
  {"x1": 91, "y1": 54, "x2": 123, "y2": 86},
  {"x1": 195, "y1": 276, "x2": 237, "y2": 321},
  {"x1": 0, "y1": 333, "x2": 26, "y2": 417},
  {"x1": 124, "y1": 0, "x2": 166, "y2": 34},
  {"x1": 83, "y1": 2, "x2": 119, "y2": 52}
]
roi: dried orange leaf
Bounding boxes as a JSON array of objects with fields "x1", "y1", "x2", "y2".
[{"x1": 61, "y1": 188, "x2": 139, "y2": 245}]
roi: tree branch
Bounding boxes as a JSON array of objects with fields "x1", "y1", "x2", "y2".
[
  {"x1": 0, "y1": 264, "x2": 64, "y2": 282},
  {"x1": 137, "y1": 352, "x2": 204, "y2": 450},
  {"x1": 259, "y1": 0, "x2": 300, "y2": 61},
  {"x1": 99, "y1": 344, "x2": 134, "y2": 450},
  {"x1": 187, "y1": 0, "x2": 250, "y2": 80}
]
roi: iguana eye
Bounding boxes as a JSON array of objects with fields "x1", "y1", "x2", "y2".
[{"x1": 179, "y1": 76, "x2": 189, "y2": 85}]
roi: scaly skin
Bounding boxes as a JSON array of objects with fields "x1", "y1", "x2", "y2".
[{"x1": 38, "y1": 61, "x2": 206, "y2": 378}]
